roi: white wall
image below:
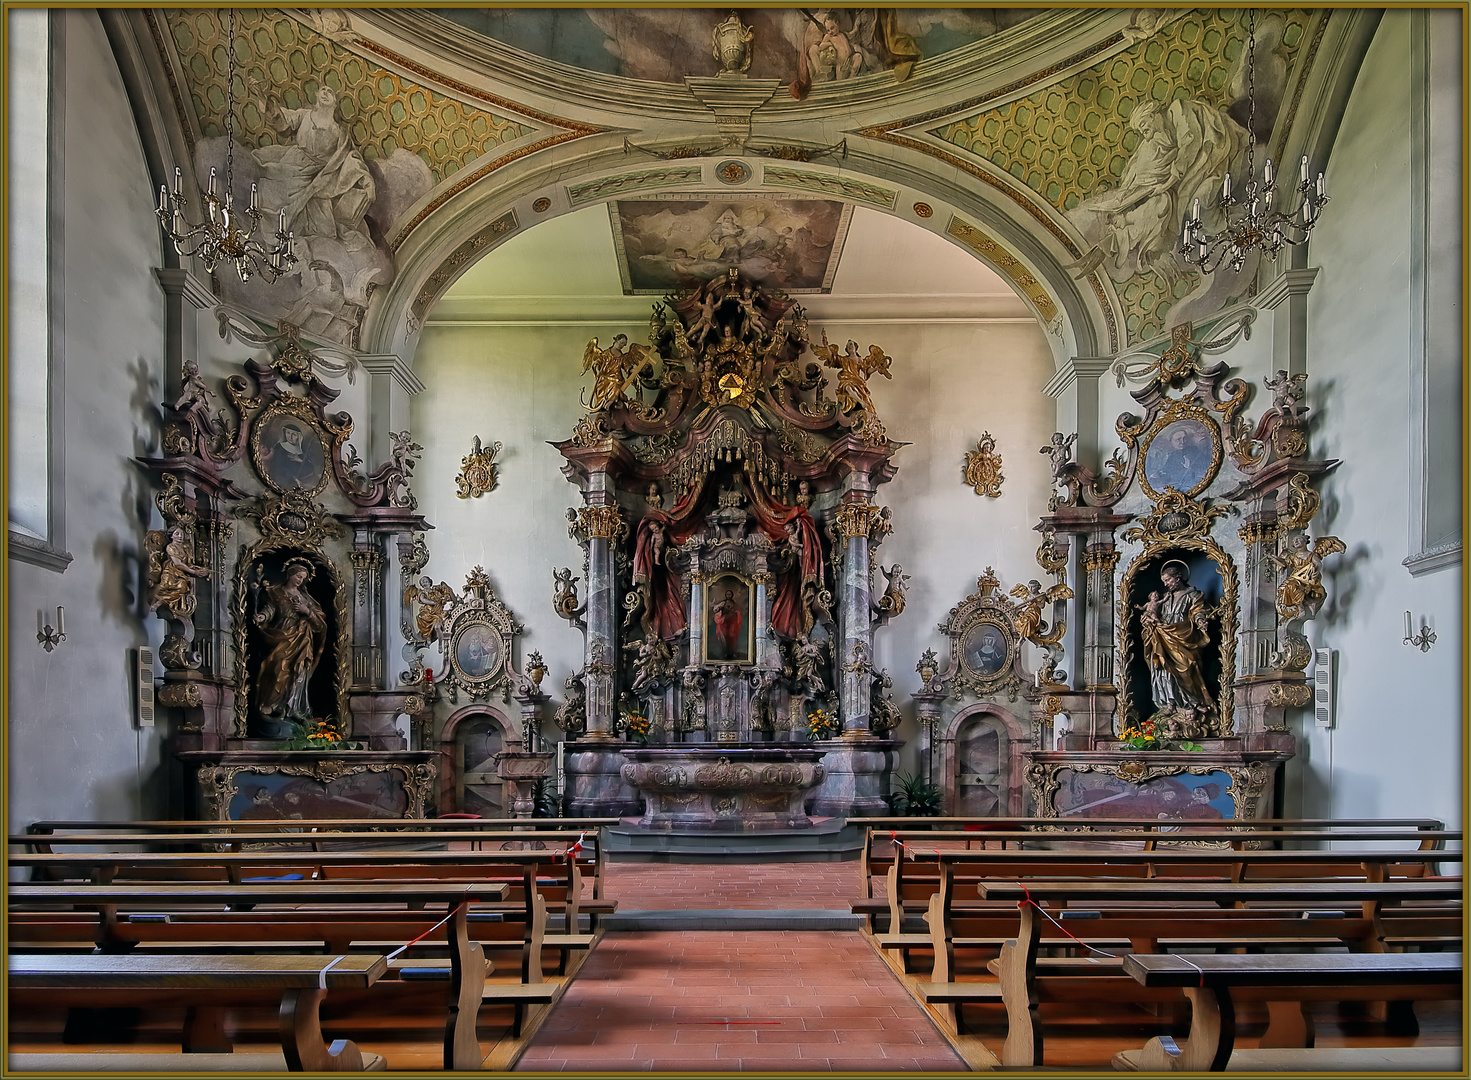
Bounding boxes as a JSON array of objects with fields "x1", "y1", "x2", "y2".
[
  {"x1": 7, "y1": 11, "x2": 168, "y2": 823},
  {"x1": 1301, "y1": 11, "x2": 1462, "y2": 826},
  {"x1": 411, "y1": 314, "x2": 1056, "y2": 773}
]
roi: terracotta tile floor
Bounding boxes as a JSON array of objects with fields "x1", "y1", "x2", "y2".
[
  {"x1": 601, "y1": 860, "x2": 862, "y2": 910},
  {"x1": 515, "y1": 930, "x2": 967, "y2": 1072}
]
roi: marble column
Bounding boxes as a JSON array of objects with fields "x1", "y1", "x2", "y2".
[
  {"x1": 577, "y1": 501, "x2": 624, "y2": 740},
  {"x1": 833, "y1": 498, "x2": 887, "y2": 736}
]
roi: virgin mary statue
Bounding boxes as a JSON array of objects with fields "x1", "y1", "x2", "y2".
[{"x1": 252, "y1": 559, "x2": 328, "y2": 735}]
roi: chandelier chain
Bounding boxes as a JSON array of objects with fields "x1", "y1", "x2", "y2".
[{"x1": 1179, "y1": 8, "x2": 1328, "y2": 276}]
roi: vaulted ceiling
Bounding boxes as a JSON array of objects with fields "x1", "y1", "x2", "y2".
[{"x1": 143, "y1": 7, "x2": 1366, "y2": 361}]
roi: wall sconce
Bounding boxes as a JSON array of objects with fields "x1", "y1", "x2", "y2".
[
  {"x1": 1404, "y1": 611, "x2": 1436, "y2": 653},
  {"x1": 37, "y1": 606, "x2": 65, "y2": 652}
]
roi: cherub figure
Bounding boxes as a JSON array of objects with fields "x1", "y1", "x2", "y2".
[
  {"x1": 1040, "y1": 432, "x2": 1079, "y2": 479},
  {"x1": 875, "y1": 563, "x2": 910, "y2": 620},
  {"x1": 172, "y1": 359, "x2": 215, "y2": 413},
  {"x1": 145, "y1": 526, "x2": 211, "y2": 618},
  {"x1": 686, "y1": 291, "x2": 719, "y2": 348},
  {"x1": 736, "y1": 284, "x2": 768, "y2": 339},
  {"x1": 624, "y1": 635, "x2": 673, "y2": 697},
  {"x1": 552, "y1": 567, "x2": 586, "y2": 624},
  {"x1": 403, "y1": 575, "x2": 457, "y2": 641},
  {"x1": 1267, "y1": 532, "x2": 1346, "y2": 622},
  {"x1": 1264, "y1": 369, "x2": 1308, "y2": 414}
]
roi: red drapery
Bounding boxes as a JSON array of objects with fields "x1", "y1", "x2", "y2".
[
  {"x1": 631, "y1": 473, "x2": 712, "y2": 639},
  {"x1": 629, "y1": 467, "x2": 823, "y2": 643},
  {"x1": 743, "y1": 475, "x2": 824, "y2": 641}
]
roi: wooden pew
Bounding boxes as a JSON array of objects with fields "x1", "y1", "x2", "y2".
[
  {"x1": 8, "y1": 880, "x2": 533, "y2": 1069},
  {"x1": 855, "y1": 820, "x2": 1453, "y2": 931},
  {"x1": 9, "y1": 952, "x2": 388, "y2": 1071},
  {"x1": 874, "y1": 840, "x2": 1461, "y2": 964},
  {"x1": 939, "y1": 878, "x2": 1464, "y2": 1068},
  {"x1": 14, "y1": 825, "x2": 616, "y2": 927},
  {"x1": 1113, "y1": 951, "x2": 1463, "y2": 1071}
]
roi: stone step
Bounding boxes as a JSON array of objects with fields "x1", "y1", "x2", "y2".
[
  {"x1": 605, "y1": 817, "x2": 865, "y2": 862},
  {"x1": 601, "y1": 908, "x2": 863, "y2": 931}
]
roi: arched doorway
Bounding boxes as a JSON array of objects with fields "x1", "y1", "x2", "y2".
[
  {"x1": 440, "y1": 708, "x2": 516, "y2": 816},
  {"x1": 946, "y1": 705, "x2": 1031, "y2": 817}
]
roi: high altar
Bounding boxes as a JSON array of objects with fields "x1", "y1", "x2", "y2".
[{"x1": 549, "y1": 270, "x2": 908, "y2": 824}]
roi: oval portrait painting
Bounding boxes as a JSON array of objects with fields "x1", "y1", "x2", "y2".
[
  {"x1": 961, "y1": 621, "x2": 1011, "y2": 679},
  {"x1": 256, "y1": 411, "x2": 327, "y2": 494},
  {"x1": 1142, "y1": 417, "x2": 1215, "y2": 496},
  {"x1": 454, "y1": 623, "x2": 502, "y2": 681}
]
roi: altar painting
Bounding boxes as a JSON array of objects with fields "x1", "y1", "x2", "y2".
[
  {"x1": 612, "y1": 198, "x2": 850, "y2": 294},
  {"x1": 1053, "y1": 768, "x2": 1235, "y2": 821},
  {"x1": 704, "y1": 574, "x2": 753, "y2": 664}
]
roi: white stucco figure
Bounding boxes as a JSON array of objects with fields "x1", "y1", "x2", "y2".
[
  {"x1": 1068, "y1": 97, "x2": 1247, "y2": 284},
  {"x1": 255, "y1": 87, "x2": 376, "y2": 253}
]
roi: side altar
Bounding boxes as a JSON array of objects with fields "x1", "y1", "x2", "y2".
[
  {"x1": 139, "y1": 328, "x2": 436, "y2": 820},
  {"x1": 911, "y1": 328, "x2": 1340, "y2": 822},
  {"x1": 550, "y1": 271, "x2": 909, "y2": 825}
]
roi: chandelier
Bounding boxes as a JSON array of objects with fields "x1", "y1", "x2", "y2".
[
  {"x1": 1181, "y1": 13, "x2": 1328, "y2": 275},
  {"x1": 155, "y1": 10, "x2": 296, "y2": 282}
]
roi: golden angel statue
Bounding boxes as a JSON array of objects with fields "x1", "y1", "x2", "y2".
[
  {"x1": 581, "y1": 334, "x2": 655, "y2": 412},
  {"x1": 813, "y1": 332, "x2": 892, "y2": 426},
  {"x1": 1268, "y1": 533, "x2": 1345, "y2": 622},
  {"x1": 1009, "y1": 578, "x2": 1074, "y2": 647},
  {"x1": 403, "y1": 576, "x2": 457, "y2": 642},
  {"x1": 145, "y1": 526, "x2": 211, "y2": 619}
]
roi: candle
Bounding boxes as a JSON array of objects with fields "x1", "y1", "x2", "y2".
[
  {"x1": 157, "y1": 184, "x2": 167, "y2": 213},
  {"x1": 249, "y1": 183, "x2": 258, "y2": 211},
  {"x1": 1034, "y1": 670, "x2": 1041, "y2": 689},
  {"x1": 1263, "y1": 158, "x2": 1273, "y2": 186},
  {"x1": 1316, "y1": 172, "x2": 1325, "y2": 199},
  {"x1": 1405, "y1": 611, "x2": 1413, "y2": 638},
  {"x1": 1222, "y1": 172, "x2": 1232, "y2": 200},
  {"x1": 278, "y1": 208, "x2": 286, "y2": 234},
  {"x1": 173, "y1": 166, "x2": 183, "y2": 195},
  {"x1": 207, "y1": 167, "x2": 217, "y2": 197},
  {"x1": 57, "y1": 606, "x2": 64, "y2": 635},
  {"x1": 38, "y1": 610, "x2": 44, "y2": 635},
  {"x1": 1191, "y1": 197, "x2": 1200, "y2": 222},
  {"x1": 1300, "y1": 155, "x2": 1310, "y2": 183}
]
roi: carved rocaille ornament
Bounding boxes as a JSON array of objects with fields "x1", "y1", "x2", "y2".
[
  {"x1": 455, "y1": 436, "x2": 502, "y2": 499},
  {"x1": 931, "y1": 567, "x2": 1028, "y2": 701},
  {"x1": 964, "y1": 432, "x2": 1005, "y2": 497}
]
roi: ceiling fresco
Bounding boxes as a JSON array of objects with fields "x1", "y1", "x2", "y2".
[
  {"x1": 430, "y1": 8, "x2": 1043, "y2": 92},
  {"x1": 148, "y1": 6, "x2": 1345, "y2": 354},
  {"x1": 610, "y1": 198, "x2": 852, "y2": 295},
  {"x1": 930, "y1": 8, "x2": 1313, "y2": 342}
]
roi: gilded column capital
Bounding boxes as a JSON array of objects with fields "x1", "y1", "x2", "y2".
[
  {"x1": 574, "y1": 504, "x2": 627, "y2": 542},
  {"x1": 832, "y1": 501, "x2": 892, "y2": 542},
  {"x1": 1080, "y1": 548, "x2": 1120, "y2": 575}
]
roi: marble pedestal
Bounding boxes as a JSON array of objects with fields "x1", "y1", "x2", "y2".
[
  {"x1": 562, "y1": 740, "x2": 641, "y2": 817},
  {"x1": 808, "y1": 738, "x2": 901, "y2": 818}
]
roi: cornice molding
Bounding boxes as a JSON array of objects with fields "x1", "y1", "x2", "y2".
[{"x1": 1043, "y1": 357, "x2": 1114, "y2": 400}]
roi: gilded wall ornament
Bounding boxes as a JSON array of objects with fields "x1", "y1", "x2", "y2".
[
  {"x1": 964, "y1": 432, "x2": 1005, "y2": 498},
  {"x1": 455, "y1": 436, "x2": 503, "y2": 499}
]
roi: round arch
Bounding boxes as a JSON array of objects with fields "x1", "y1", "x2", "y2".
[{"x1": 360, "y1": 147, "x2": 1116, "y2": 369}]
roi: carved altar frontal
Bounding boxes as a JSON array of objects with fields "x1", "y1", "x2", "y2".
[
  {"x1": 179, "y1": 750, "x2": 438, "y2": 821},
  {"x1": 621, "y1": 747, "x2": 825, "y2": 831}
]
